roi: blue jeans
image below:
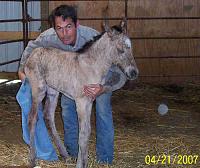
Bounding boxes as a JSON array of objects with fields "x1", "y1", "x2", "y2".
[
  {"x1": 61, "y1": 92, "x2": 114, "y2": 164},
  {"x1": 16, "y1": 79, "x2": 58, "y2": 161}
]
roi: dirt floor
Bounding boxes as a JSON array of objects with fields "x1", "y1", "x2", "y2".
[{"x1": 0, "y1": 82, "x2": 199, "y2": 168}]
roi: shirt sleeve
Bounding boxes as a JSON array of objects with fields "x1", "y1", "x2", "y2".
[
  {"x1": 18, "y1": 34, "x2": 48, "y2": 72},
  {"x1": 79, "y1": 26, "x2": 100, "y2": 43}
]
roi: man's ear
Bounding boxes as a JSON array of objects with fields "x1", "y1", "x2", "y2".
[{"x1": 76, "y1": 20, "x2": 80, "y2": 27}]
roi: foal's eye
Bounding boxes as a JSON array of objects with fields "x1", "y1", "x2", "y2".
[
  {"x1": 125, "y1": 38, "x2": 131, "y2": 48},
  {"x1": 117, "y1": 48, "x2": 124, "y2": 54}
]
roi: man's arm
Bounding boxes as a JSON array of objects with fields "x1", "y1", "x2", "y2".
[
  {"x1": 103, "y1": 65, "x2": 127, "y2": 92},
  {"x1": 83, "y1": 65, "x2": 127, "y2": 100}
]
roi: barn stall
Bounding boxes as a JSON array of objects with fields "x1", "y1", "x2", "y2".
[{"x1": 0, "y1": 0, "x2": 200, "y2": 167}]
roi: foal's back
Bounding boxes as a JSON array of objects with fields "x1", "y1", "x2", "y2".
[{"x1": 25, "y1": 47, "x2": 97, "y2": 98}]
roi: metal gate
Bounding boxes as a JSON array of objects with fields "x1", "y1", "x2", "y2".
[{"x1": 0, "y1": 0, "x2": 40, "y2": 72}]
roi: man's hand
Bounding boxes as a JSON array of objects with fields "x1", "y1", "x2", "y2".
[
  {"x1": 18, "y1": 71, "x2": 26, "y2": 81},
  {"x1": 83, "y1": 84, "x2": 105, "y2": 100}
]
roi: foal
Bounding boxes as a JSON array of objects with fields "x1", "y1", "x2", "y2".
[{"x1": 25, "y1": 20, "x2": 138, "y2": 168}]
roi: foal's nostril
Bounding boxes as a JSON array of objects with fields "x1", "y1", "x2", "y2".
[
  {"x1": 130, "y1": 69, "x2": 137, "y2": 78},
  {"x1": 125, "y1": 66, "x2": 139, "y2": 80},
  {"x1": 125, "y1": 68, "x2": 138, "y2": 79}
]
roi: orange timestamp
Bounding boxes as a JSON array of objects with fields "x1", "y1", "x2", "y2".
[{"x1": 145, "y1": 154, "x2": 199, "y2": 165}]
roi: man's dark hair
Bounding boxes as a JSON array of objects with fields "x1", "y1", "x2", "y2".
[{"x1": 48, "y1": 5, "x2": 77, "y2": 27}]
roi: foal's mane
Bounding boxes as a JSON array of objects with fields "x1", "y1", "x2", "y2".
[
  {"x1": 77, "y1": 25, "x2": 123, "y2": 53},
  {"x1": 77, "y1": 33, "x2": 104, "y2": 53}
]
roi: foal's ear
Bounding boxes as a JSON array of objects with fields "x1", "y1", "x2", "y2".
[
  {"x1": 102, "y1": 5, "x2": 113, "y2": 37},
  {"x1": 120, "y1": 18, "x2": 127, "y2": 34},
  {"x1": 103, "y1": 21, "x2": 111, "y2": 32},
  {"x1": 103, "y1": 21, "x2": 113, "y2": 37}
]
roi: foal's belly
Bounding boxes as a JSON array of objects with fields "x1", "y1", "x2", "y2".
[{"x1": 44, "y1": 65, "x2": 102, "y2": 99}]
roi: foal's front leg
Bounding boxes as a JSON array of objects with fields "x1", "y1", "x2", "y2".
[
  {"x1": 75, "y1": 97, "x2": 93, "y2": 168},
  {"x1": 43, "y1": 87, "x2": 69, "y2": 159}
]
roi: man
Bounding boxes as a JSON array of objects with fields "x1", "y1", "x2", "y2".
[{"x1": 17, "y1": 5, "x2": 126, "y2": 164}]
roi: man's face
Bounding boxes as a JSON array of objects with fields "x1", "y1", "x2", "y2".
[{"x1": 54, "y1": 16, "x2": 77, "y2": 45}]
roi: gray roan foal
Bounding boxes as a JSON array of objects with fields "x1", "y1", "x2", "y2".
[{"x1": 24, "y1": 20, "x2": 139, "y2": 168}]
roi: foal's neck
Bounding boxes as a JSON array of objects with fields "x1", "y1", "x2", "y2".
[
  {"x1": 81, "y1": 33, "x2": 114, "y2": 80},
  {"x1": 88, "y1": 33, "x2": 113, "y2": 66}
]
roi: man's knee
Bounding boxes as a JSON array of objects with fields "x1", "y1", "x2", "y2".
[{"x1": 96, "y1": 92, "x2": 112, "y2": 115}]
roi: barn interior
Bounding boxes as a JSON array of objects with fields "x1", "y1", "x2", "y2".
[{"x1": 0, "y1": 1, "x2": 200, "y2": 167}]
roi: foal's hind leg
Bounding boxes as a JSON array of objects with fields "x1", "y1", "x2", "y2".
[
  {"x1": 28, "y1": 81, "x2": 46, "y2": 167},
  {"x1": 28, "y1": 96, "x2": 38, "y2": 167},
  {"x1": 43, "y1": 87, "x2": 69, "y2": 159}
]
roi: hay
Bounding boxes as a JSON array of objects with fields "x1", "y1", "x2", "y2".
[{"x1": 0, "y1": 83, "x2": 199, "y2": 167}]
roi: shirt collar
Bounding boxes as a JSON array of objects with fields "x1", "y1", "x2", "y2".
[{"x1": 72, "y1": 25, "x2": 80, "y2": 51}]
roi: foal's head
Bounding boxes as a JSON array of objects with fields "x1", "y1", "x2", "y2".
[{"x1": 104, "y1": 20, "x2": 139, "y2": 80}]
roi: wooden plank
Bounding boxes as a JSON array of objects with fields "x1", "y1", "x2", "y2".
[
  {"x1": 79, "y1": 20, "x2": 120, "y2": 32},
  {"x1": 128, "y1": 0, "x2": 200, "y2": 17},
  {"x1": 0, "y1": 72, "x2": 18, "y2": 80},
  {"x1": 41, "y1": 1, "x2": 49, "y2": 32},
  {"x1": 49, "y1": 1, "x2": 124, "y2": 18},
  {"x1": 136, "y1": 58, "x2": 200, "y2": 76},
  {"x1": 136, "y1": 59, "x2": 161, "y2": 76},
  {"x1": 133, "y1": 39, "x2": 200, "y2": 58},
  {"x1": 0, "y1": 31, "x2": 40, "y2": 40},
  {"x1": 128, "y1": 19, "x2": 200, "y2": 38},
  {"x1": 137, "y1": 76, "x2": 200, "y2": 84}
]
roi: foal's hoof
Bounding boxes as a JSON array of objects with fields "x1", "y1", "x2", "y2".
[
  {"x1": 58, "y1": 153, "x2": 69, "y2": 162},
  {"x1": 65, "y1": 157, "x2": 77, "y2": 165},
  {"x1": 62, "y1": 153, "x2": 69, "y2": 159},
  {"x1": 28, "y1": 163, "x2": 36, "y2": 168},
  {"x1": 28, "y1": 157, "x2": 36, "y2": 168},
  {"x1": 29, "y1": 163, "x2": 36, "y2": 168}
]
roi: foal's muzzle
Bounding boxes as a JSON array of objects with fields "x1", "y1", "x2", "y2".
[{"x1": 125, "y1": 66, "x2": 139, "y2": 80}]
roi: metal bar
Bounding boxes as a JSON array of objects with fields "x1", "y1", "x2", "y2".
[
  {"x1": 125, "y1": 0, "x2": 128, "y2": 18},
  {"x1": 140, "y1": 75, "x2": 200, "y2": 77},
  {"x1": 22, "y1": 0, "x2": 26, "y2": 49},
  {"x1": 131, "y1": 36, "x2": 200, "y2": 40},
  {"x1": 27, "y1": 0, "x2": 121, "y2": 1},
  {"x1": 0, "y1": 59, "x2": 20, "y2": 66},
  {"x1": 127, "y1": 17, "x2": 200, "y2": 20},
  {"x1": 0, "y1": 0, "x2": 22, "y2": 1},
  {"x1": 124, "y1": 0, "x2": 128, "y2": 31},
  {"x1": 22, "y1": 0, "x2": 28, "y2": 49},
  {"x1": 30, "y1": 18, "x2": 123, "y2": 21},
  {"x1": 29, "y1": 17, "x2": 200, "y2": 22},
  {"x1": 0, "y1": 0, "x2": 23, "y2": 67},
  {"x1": 135, "y1": 56, "x2": 200, "y2": 59},
  {"x1": 0, "y1": 39, "x2": 23, "y2": 45},
  {"x1": 0, "y1": 19, "x2": 23, "y2": 23},
  {"x1": 29, "y1": 36, "x2": 200, "y2": 41},
  {"x1": 25, "y1": 0, "x2": 29, "y2": 48}
]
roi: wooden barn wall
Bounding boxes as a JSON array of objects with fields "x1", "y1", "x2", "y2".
[{"x1": 48, "y1": 0, "x2": 200, "y2": 84}]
